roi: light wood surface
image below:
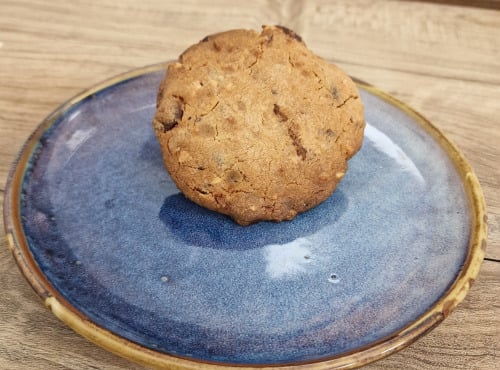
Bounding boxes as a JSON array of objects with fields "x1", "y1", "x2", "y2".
[{"x1": 1, "y1": 0, "x2": 499, "y2": 369}]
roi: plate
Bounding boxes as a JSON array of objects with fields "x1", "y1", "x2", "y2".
[{"x1": 3, "y1": 63, "x2": 486, "y2": 369}]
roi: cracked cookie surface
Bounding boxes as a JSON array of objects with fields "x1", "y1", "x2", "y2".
[{"x1": 153, "y1": 26, "x2": 365, "y2": 225}]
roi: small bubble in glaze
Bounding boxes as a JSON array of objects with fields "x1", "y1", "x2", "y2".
[
  {"x1": 328, "y1": 273, "x2": 339, "y2": 284},
  {"x1": 160, "y1": 276, "x2": 169, "y2": 283},
  {"x1": 75, "y1": 260, "x2": 82, "y2": 265}
]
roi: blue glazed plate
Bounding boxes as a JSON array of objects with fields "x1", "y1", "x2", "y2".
[{"x1": 3, "y1": 63, "x2": 486, "y2": 369}]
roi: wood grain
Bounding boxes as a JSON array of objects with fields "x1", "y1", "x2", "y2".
[
  {"x1": 1, "y1": 0, "x2": 498, "y2": 369},
  {"x1": 409, "y1": 0, "x2": 500, "y2": 10}
]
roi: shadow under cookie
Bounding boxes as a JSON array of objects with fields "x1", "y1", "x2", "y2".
[{"x1": 158, "y1": 190, "x2": 348, "y2": 251}]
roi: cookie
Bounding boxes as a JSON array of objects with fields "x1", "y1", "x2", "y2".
[{"x1": 153, "y1": 25, "x2": 365, "y2": 225}]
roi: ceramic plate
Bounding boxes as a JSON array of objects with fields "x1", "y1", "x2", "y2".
[{"x1": 3, "y1": 63, "x2": 486, "y2": 369}]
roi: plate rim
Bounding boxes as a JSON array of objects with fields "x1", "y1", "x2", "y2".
[{"x1": 2, "y1": 62, "x2": 488, "y2": 369}]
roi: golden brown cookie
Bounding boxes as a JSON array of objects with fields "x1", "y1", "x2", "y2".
[{"x1": 153, "y1": 26, "x2": 365, "y2": 225}]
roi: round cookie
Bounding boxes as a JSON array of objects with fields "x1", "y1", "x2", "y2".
[{"x1": 153, "y1": 25, "x2": 365, "y2": 225}]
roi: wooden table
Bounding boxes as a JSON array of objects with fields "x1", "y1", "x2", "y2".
[{"x1": 1, "y1": 1, "x2": 498, "y2": 368}]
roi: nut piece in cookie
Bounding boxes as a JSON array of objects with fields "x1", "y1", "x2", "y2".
[{"x1": 153, "y1": 25, "x2": 365, "y2": 225}]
